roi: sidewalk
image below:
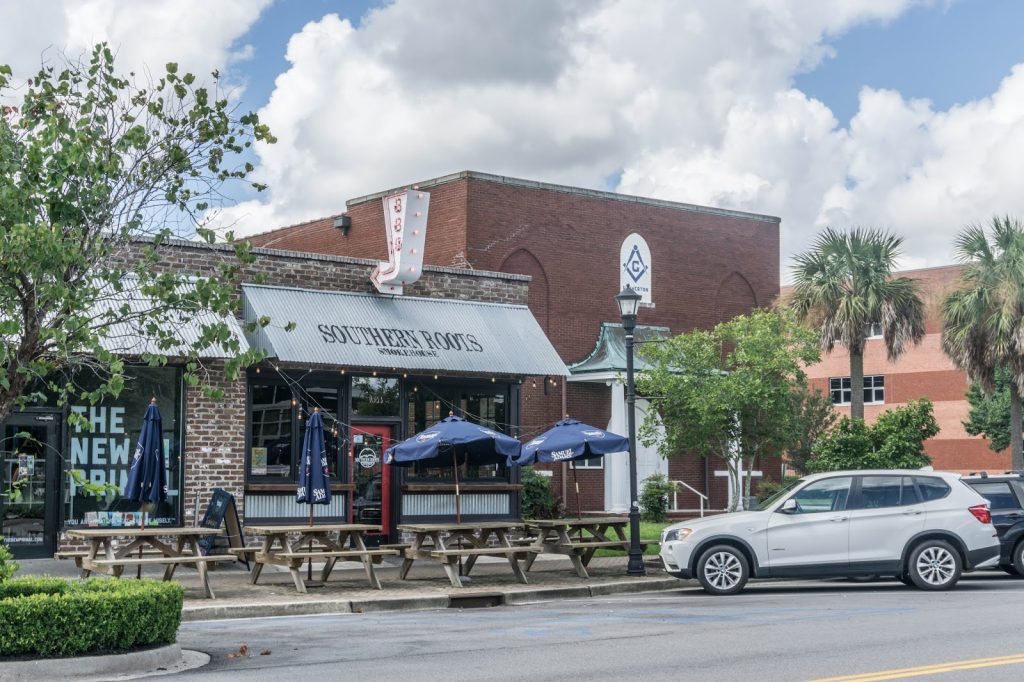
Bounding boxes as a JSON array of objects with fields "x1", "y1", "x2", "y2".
[{"x1": 16, "y1": 554, "x2": 685, "y2": 621}]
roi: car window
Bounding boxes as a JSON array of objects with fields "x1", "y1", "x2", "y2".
[
  {"x1": 916, "y1": 476, "x2": 951, "y2": 502},
  {"x1": 850, "y1": 476, "x2": 919, "y2": 509},
  {"x1": 969, "y1": 481, "x2": 1019, "y2": 510},
  {"x1": 790, "y1": 476, "x2": 852, "y2": 513}
]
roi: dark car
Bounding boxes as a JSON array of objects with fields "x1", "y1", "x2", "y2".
[{"x1": 963, "y1": 472, "x2": 1024, "y2": 576}]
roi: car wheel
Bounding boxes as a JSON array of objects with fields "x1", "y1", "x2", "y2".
[
  {"x1": 696, "y1": 545, "x2": 749, "y2": 595},
  {"x1": 907, "y1": 540, "x2": 962, "y2": 590},
  {"x1": 1011, "y1": 541, "x2": 1024, "y2": 578}
]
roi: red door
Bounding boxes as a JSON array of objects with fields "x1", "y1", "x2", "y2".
[{"x1": 349, "y1": 424, "x2": 392, "y2": 538}]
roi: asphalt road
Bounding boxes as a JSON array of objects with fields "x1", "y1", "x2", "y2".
[{"x1": 173, "y1": 572, "x2": 1024, "y2": 681}]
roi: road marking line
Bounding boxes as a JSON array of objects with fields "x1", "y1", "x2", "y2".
[{"x1": 808, "y1": 653, "x2": 1024, "y2": 681}]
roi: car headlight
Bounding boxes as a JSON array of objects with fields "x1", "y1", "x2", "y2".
[{"x1": 662, "y1": 528, "x2": 693, "y2": 543}]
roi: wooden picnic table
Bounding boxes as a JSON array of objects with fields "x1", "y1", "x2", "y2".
[
  {"x1": 396, "y1": 521, "x2": 534, "y2": 588},
  {"x1": 523, "y1": 517, "x2": 657, "y2": 578},
  {"x1": 244, "y1": 523, "x2": 395, "y2": 594},
  {"x1": 65, "y1": 527, "x2": 232, "y2": 599}
]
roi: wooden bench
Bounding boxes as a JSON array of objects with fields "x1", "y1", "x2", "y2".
[
  {"x1": 428, "y1": 547, "x2": 539, "y2": 558},
  {"x1": 55, "y1": 549, "x2": 199, "y2": 568},
  {"x1": 276, "y1": 549, "x2": 398, "y2": 564},
  {"x1": 90, "y1": 554, "x2": 233, "y2": 567},
  {"x1": 379, "y1": 543, "x2": 412, "y2": 551}
]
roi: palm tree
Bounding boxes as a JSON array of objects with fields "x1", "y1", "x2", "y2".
[
  {"x1": 789, "y1": 227, "x2": 925, "y2": 420},
  {"x1": 942, "y1": 216, "x2": 1024, "y2": 470}
]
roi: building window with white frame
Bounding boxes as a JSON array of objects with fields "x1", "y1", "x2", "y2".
[
  {"x1": 830, "y1": 375, "x2": 885, "y2": 405},
  {"x1": 864, "y1": 322, "x2": 883, "y2": 339},
  {"x1": 572, "y1": 457, "x2": 603, "y2": 470}
]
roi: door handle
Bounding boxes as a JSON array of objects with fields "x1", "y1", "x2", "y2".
[
  {"x1": 830, "y1": 516, "x2": 848, "y2": 522},
  {"x1": 902, "y1": 510, "x2": 923, "y2": 516}
]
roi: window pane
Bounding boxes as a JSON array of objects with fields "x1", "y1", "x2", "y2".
[
  {"x1": 351, "y1": 377, "x2": 400, "y2": 417},
  {"x1": 791, "y1": 476, "x2": 852, "y2": 513},
  {"x1": 901, "y1": 477, "x2": 920, "y2": 505},
  {"x1": 459, "y1": 390, "x2": 509, "y2": 479},
  {"x1": 250, "y1": 383, "x2": 293, "y2": 477},
  {"x1": 65, "y1": 366, "x2": 183, "y2": 527},
  {"x1": 971, "y1": 482, "x2": 1018, "y2": 509},
  {"x1": 300, "y1": 385, "x2": 340, "y2": 478},
  {"x1": 916, "y1": 477, "x2": 950, "y2": 501},
  {"x1": 853, "y1": 476, "x2": 904, "y2": 509}
]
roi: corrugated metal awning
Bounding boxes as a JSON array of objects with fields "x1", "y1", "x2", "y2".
[
  {"x1": 242, "y1": 284, "x2": 569, "y2": 376},
  {"x1": 94, "y1": 278, "x2": 249, "y2": 359}
]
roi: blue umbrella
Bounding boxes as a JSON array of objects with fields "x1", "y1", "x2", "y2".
[
  {"x1": 124, "y1": 399, "x2": 168, "y2": 524},
  {"x1": 510, "y1": 418, "x2": 629, "y2": 516},
  {"x1": 123, "y1": 398, "x2": 168, "y2": 576},
  {"x1": 297, "y1": 408, "x2": 331, "y2": 584},
  {"x1": 386, "y1": 414, "x2": 520, "y2": 522}
]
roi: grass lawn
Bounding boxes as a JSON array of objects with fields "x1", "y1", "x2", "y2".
[{"x1": 592, "y1": 520, "x2": 671, "y2": 557}]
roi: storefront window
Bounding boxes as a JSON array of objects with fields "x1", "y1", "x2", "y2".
[
  {"x1": 250, "y1": 383, "x2": 293, "y2": 477},
  {"x1": 300, "y1": 385, "x2": 341, "y2": 478},
  {"x1": 351, "y1": 377, "x2": 400, "y2": 417},
  {"x1": 64, "y1": 366, "x2": 183, "y2": 527}
]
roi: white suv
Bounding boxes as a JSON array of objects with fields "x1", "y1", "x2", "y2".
[{"x1": 660, "y1": 470, "x2": 1000, "y2": 594}]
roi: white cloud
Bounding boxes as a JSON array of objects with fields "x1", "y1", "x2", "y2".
[{"x1": 0, "y1": 0, "x2": 269, "y2": 86}]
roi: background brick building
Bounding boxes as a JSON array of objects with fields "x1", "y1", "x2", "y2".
[
  {"x1": 783, "y1": 265, "x2": 1010, "y2": 474},
  {"x1": 249, "y1": 171, "x2": 781, "y2": 513}
]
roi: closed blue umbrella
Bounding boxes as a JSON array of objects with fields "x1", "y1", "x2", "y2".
[
  {"x1": 297, "y1": 408, "x2": 331, "y2": 584},
  {"x1": 123, "y1": 398, "x2": 168, "y2": 577},
  {"x1": 386, "y1": 414, "x2": 520, "y2": 522},
  {"x1": 510, "y1": 418, "x2": 629, "y2": 516}
]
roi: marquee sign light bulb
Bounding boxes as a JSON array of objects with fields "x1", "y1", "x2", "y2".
[{"x1": 371, "y1": 189, "x2": 430, "y2": 295}]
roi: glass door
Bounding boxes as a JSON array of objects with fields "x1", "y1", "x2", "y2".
[
  {"x1": 350, "y1": 424, "x2": 392, "y2": 541},
  {"x1": 1, "y1": 412, "x2": 60, "y2": 558}
]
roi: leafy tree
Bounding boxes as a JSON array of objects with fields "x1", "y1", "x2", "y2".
[
  {"x1": 519, "y1": 467, "x2": 561, "y2": 519},
  {"x1": 963, "y1": 366, "x2": 1014, "y2": 453},
  {"x1": 942, "y1": 217, "x2": 1024, "y2": 470},
  {"x1": 639, "y1": 474, "x2": 677, "y2": 523},
  {"x1": 789, "y1": 228, "x2": 925, "y2": 419},
  {"x1": 0, "y1": 45, "x2": 276, "y2": 425},
  {"x1": 786, "y1": 385, "x2": 838, "y2": 474},
  {"x1": 638, "y1": 309, "x2": 820, "y2": 511},
  {"x1": 807, "y1": 398, "x2": 939, "y2": 472}
]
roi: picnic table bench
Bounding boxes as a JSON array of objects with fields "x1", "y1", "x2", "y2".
[
  {"x1": 523, "y1": 517, "x2": 659, "y2": 578},
  {"x1": 245, "y1": 523, "x2": 389, "y2": 593},
  {"x1": 64, "y1": 528, "x2": 232, "y2": 599},
  {"x1": 396, "y1": 522, "x2": 536, "y2": 588}
]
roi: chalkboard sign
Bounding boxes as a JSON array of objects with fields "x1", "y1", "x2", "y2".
[{"x1": 197, "y1": 489, "x2": 244, "y2": 561}]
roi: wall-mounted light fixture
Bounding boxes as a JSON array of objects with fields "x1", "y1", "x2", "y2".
[{"x1": 334, "y1": 214, "x2": 352, "y2": 236}]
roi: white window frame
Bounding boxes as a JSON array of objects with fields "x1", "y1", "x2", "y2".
[
  {"x1": 830, "y1": 375, "x2": 885, "y2": 406},
  {"x1": 572, "y1": 457, "x2": 604, "y2": 470},
  {"x1": 864, "y1": 322, "x2": 883, "y2": 339}
]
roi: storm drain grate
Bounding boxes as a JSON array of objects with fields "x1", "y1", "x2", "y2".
[{"x1": 447, "y1": 592, "x2": 504, "y2": 608}]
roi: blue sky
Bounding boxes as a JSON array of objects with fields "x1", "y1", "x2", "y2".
[{"x1": 796, "y1": 0, "x2": 1024, "y2": 125}]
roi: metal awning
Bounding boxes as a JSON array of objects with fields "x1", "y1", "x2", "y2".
[
  {"x1": 241, "y1": 284, "x2": 569, "y2": 376},
  {"x1": 95, "y1": 278, "x2": 249, "y2": 359},
  {"x1": 567, "y1": 322, "x2": 670, "y2": 380}
]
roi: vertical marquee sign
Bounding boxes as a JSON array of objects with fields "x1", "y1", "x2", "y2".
[
  {"x1": 371, "y1": 189, "x2": 431, "y2": 295},
  {"x1": 620, "y1": 233, "x2": 653, "y2": 307}
]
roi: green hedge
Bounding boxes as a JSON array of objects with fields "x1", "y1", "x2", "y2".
[{"x1": 0, "y1": 578, "x2": 183, "y2": 658}]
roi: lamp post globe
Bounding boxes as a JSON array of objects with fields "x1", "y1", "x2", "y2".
[{"x1": 616, "y1": 285, "x2": 646, "y2": 576}]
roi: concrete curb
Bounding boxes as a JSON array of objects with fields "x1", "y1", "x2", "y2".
[
  {"x1": 181, "y1": 578, "x2": 686, "y2": 621},
  {"x1": 0, "y1": 643, "x2": 183, "y2": 681}
]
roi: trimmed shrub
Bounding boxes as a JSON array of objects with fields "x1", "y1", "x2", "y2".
[
  {"x1": 520, "y1": 467, "x2": 561, "y2": 519},
  {"x1": 640, "y1": 474, "x2": 678, "y2": 523},
  {"x1": 0, "y1": 577, "x2": 183, "y2": 658}
]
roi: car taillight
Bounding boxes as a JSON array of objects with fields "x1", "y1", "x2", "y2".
[{"x1": 968, "y1": 504, "x2": 991, "y2": 524}]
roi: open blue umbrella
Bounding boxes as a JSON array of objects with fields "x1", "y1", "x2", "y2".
[
  {"x1": 510, "y1": 418, "x2": 629, "y2": 516},
  {"x1": 123, "y1": 398, "x2": 168, "y2": 576},
  {"x1": 386, "y1": 414, "x2": 520, "y2": 522},
  {"x1": 297, "y1": 408, "x2": 331, "y2": 584}
]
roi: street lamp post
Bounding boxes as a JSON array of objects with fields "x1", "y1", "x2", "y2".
[{"x1": 616, "y1": 285, "x2": 646, "y2": 577}]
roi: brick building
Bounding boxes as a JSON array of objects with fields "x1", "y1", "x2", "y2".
[
  {"x1": 783, "y1": 264, "x2": 1008, "y2": 474},
  {"x1": 249, "y1": 171, "x2": 781, "y2": 515},
  {"x1": 1, "y1": 238, "x2": 567, "y2": 557}
]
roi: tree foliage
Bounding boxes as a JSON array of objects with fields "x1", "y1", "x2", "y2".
[
  {"x1": 788, "y1": 227, "x2": 925, "y2": 419},
  {"x1": 963, "y1": 366, "x2": 1014, "y2": 453},
  {"x1": 942, "y1": 216, "x2": 1024, "y2": 470},
  {"x1": 637, "y1": 308, "x2": 820, "y2": 510},
  {"x1": 0, "y1": 45, "x2": 276, "y2": 424},
  {"x1": 786, "y1": 385, "x2": 838, "y2": 474},
  {"x1": 807, "y1": 399, "x2": 939, "y2": 472}
]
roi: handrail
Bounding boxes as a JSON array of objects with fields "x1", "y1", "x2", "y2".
[{"x1": 671, "y1": 480, "x2": 708, "y2": 517}]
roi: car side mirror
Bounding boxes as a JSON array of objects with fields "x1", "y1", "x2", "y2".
[{"x1": 779, "y1": 498, "x2": 798, "y2": 514}]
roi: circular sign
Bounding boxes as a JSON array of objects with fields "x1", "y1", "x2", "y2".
[{"x1": 357, "y1": 448, "x2": 380, "y2": 469}]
